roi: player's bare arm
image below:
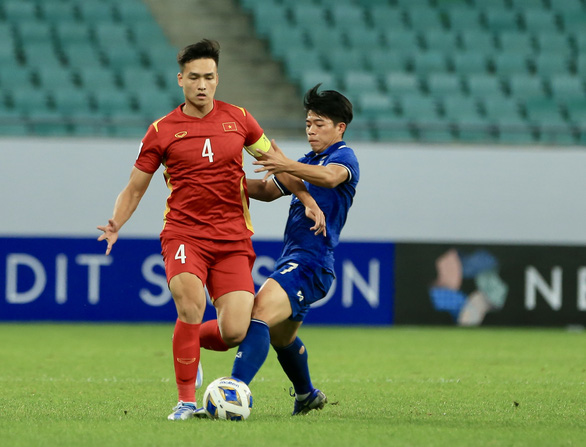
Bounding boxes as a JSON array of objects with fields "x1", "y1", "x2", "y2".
[
  {"x1": 97, "y1": 167, "x2": 153, "y2": 255},
  {"x1": 254, "y1": 140, "x2": 348, "y2": 188}
]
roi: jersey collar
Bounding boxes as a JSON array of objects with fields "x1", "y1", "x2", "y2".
[{"x1": 305, "y1": 140, "x2": 347, "y2": 158}]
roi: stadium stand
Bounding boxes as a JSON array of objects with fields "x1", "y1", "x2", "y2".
[{"x1": 0, "y1": 0, "x2": 584, "y2": 146}]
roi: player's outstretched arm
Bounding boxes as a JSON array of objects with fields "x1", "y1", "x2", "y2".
[
  {"x1": 254, "y1": 140, "x2": 348, "y2": 188},
  {"x1": 97, "y1": 167, "x2": 153, "y2": 255}
]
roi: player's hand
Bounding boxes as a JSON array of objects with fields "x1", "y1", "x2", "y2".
[
  {"x1": 97, "y1": 219, "x2": 120, "y2": 255},
  {"x1": 253, "y1": 140, "x2": 292, "y2": 182},
  {"x1": 305, "y1": 204, "x2": 327, "y2": 237}
]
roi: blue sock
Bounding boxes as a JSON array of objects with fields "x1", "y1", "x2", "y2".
[
  {"x1": 273, "y1": 337, "x2": 313, "y2": 396},
  {"x1": 231, "y1": 319, "x2": 270, "y2": 385}
]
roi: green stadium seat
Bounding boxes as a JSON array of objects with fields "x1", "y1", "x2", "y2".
[
  {"x1": 396, "y1": 94, "x2": 441, "y2": 121},
  {"x1": 267, "y1": 27, "x2": 310, "y2": 58},
  {"x1": 345, "y1": 27, "x2": 383, "y2": 50},
  {"x1": 289, "y1": 4, "x2": 327, "y2": 28},
  {"x1": 21, "y1": 43, "x2": 63, "y2": 68},
  {"x1": 395, "y1": 0, "x2": 434, "y2": 7},
  {"x1": 564, "y1": 99, "x2": 586, "y2": 125},
  {"x1": 343, "y1": 116, "x2": 374, "y2": 141},
  {"x1": 0, "y1": 45, "x2": 18, "y2": 68},
  {"x1": 129, "y1": 23, "x2": 170, "y2": 49},
  {"x1": 421, "y1": 31, "x2": 459, "y2": 52},
  {"x1": 426, "y1": 73, "x2": 464, "y2": 97},
  {"x1": 549, "y1": 0, "x2": 583, "y2": 13},
  {"x1": 93, "y1": 90, "x2": 134, "y2": 115},
  {"x1": 374, "y1": 115, "x2": 415, "y2": 142},
  {"x1": 509, "y1": 0, "x2": 545, "y2": 8},
  {"x1": 77, "y1": 66, "x2": 120, "y2": 91},
  {"x1": 368, "y1": 50, "x2": 409, "y2": 76},
  {"x1": 15, "y1": 20, "x2": 52, "y2": 44},
  {"x1": 577, "y1": 56, "x2": 586, "y2": 75},
  {"x1": 299, "y1": 70, "x2": 339, "y2": 94},
  {"x1": 441, "y1": 96, "x2": 481, "y2": 120},
  {"x1": 249, "y1": 2, "x2": 288, "y2": 38},
  {"x1": 454, "y1": 115, "x2": 495, "y2": 143},
  {"x1": 383, "y1": 30, "x2": 421, "y2": 52},
  {"x1": 530, "y1": 52, "x2": 570, "y2": 76},
  {"x1": 356, "y1": 93, "x2": 394, "y2": 118},
  {"x1": 52, "y1": 88, "x2": 93, "y2": 116},
  {"x1": 368, "y1": 6, "x2": 408, "y2": 31},
  {"x1": 37, "y1": 66, "x2": 76, "y2": 90},
  {"x1": 521, "y1": 9, "x2": 559, "y2": 33},
  {"x1": 3, "y1": 0, "x2": 38, "y2": 21},
  {"x1": 93, "y1": 23, "x2": 133, "y2": 47},
  {"x1": 491, "y1": 52, "x2": 530, "y2": 75},
  {"x1": 62, "y1": 42, "x2": 104, "y2": 68},
  {"x1": 507, "y1": 74, "x2": 546, "y2": 99},
  {"x1": 466, "y1": 74, "x2": 504, "y2": 97},
  {"x1": 444, "y1": 7, "x2": 482, "y2": 31},
  {"x1": 558, "y1": 10, "x2": 586, "y2": 32},
  {"x1": 534, "y1": 33, "x2": 571, "y2": 53},
  {"x1": 343, "y1": 71, "x2": 380, "y2": 97},
  {"x1": 54, "y1": 22, "x2": 92, "y2": 44},
  {"x1": 28, "y1": 110, "x2": 71, "y2": 137},
  {"x1": 410, "y1": 51, "x2": 450, "y2": 74},
  {"x1": 548, "y1": 74, "x2": 585, "y2": 100},
  {"x1": 113, "y1": 1, "x2": 156, "y2": 23},
  {"x1": 451, "y1": 51, "x2": 489, "y2": 74},
  {"x1": 10, "y1": 87, "x2": 52, "y2": 113},
  {"x1": 76, "y1": 2, "x2": 115, "y2": 23},
  {"x1": 483, "y1": 9, "x2": 521, "y2": 31},
  {"x1": 329, "y1": 5, "x2": 367, "y2": 28},
  {"x1": 135, "y1": 91, "x2": 176, "y2": 120},
  {"x1": 322, "y1": 48, "x2": 366, "y2": 78},
  {"x1": 494, "y1": 116, "x2": 536, "y2": 144},
  {"x1": 120, "y1": 68, "x2": 164, "y2": 94},
  {"x1": 414, "y1": 119, "x2": 454, "y2": 143},
  {"x1": 383, "y1": 73, "x2": 422, "y2": 97},
  {"x1": 102, "y1": 44, "x2": 144, "y2": 70},
  {"x1": 482, "y1": 96, "x2": 522, "y2": 121},
  {"x1": 281, "y1": 49, "x2": 325, "y2": 82},
  {"x1": 497, "y1": 31, "x2": 535, "y2": 54},
  {"x1": 523, "y1": 97, "x2": 566, "y2": 124},
  {"x1": 405, "y1": 8, "x2": 446, "y2": 31},
  {"x1": 38, "y1": 2, "x2": 76, "y2": 22},
  {"x1": 460, "y1": 30, "x2": 497, "y2": 52},
  {"x1": 0, "y1": 65, "x2": 33, "y2": 90}
]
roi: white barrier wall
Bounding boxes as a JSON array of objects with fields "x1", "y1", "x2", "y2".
[{"x1": 1, "y1": 137, "x2": 585, "y2": 245}]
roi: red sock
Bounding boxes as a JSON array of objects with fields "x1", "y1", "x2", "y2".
[
  {"x1": 172, "y1": 319, "x2": 200, "y2": 402},
  {"x1": 199, "y1": 319, "x2": 230, "y2": 351}
]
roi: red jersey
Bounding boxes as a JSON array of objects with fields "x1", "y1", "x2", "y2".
[{"x1": 135, "y1": 100, "x2": 264, "y2": 241}]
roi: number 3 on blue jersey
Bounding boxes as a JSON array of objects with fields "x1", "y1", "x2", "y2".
[{"x1": 280, "y1": 262, "x2": 298, "y2": 274}]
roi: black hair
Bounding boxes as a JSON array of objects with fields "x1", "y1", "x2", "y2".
[
  {"x1": 303, "y1": 84, "x2": 353, "y2": 126},
  {"x1": 177, "y1": 39, "x2": 220, "y2": 71}
]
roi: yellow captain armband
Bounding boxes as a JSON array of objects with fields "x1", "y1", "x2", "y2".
[{"x1": 244, "y1": 133, "x2": 271, "y2": 158}]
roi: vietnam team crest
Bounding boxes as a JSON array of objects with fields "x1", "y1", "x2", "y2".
[{"x1": 223, "y1": 122, "x2": 237, "y2": 132}]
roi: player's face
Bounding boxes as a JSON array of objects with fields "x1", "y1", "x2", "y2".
[
  {"x1": 305, "y1": 111, "x2": 345, "y2": 153},
  {"x1": 178, "y1": 58, "x2": 218, "y2": 115}
]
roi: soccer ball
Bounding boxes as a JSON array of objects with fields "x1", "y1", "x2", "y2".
[{"x1": 203, "y1": 377, "x2": 253, "y2": 421}]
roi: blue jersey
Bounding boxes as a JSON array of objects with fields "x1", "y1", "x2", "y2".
[{"x1": 275, "y1": 141, "x2": 359, "y2": 272}]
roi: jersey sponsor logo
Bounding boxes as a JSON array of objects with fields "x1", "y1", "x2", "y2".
[
  {"x1": 174, "y1": 131, "x2": 188, "y2": 138},
  {"x1": 222, "y1": 122, "x2": 238, "y2": 132},
  {"x1": 297, "y1": 290, "x2": 304, "y2": 302}
]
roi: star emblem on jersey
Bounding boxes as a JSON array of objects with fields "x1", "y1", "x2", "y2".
[
  {"x1": 222, "y1": 122, "x2": 237, "y2": 132},
  {"x1": 174, "y1": 131, "x2": 188, "y2": 138}
]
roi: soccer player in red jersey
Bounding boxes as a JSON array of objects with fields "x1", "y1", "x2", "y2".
[{"x1": 97, "y1": 39, "x2": 324, "y2": 420}]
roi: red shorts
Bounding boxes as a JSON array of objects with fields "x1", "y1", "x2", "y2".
[{"x1": 161, "y1": 237, "x2": 256, "y2": 301}]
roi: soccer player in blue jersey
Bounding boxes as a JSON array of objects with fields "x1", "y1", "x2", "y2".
[{"x1": 230, "y1": 84, "x2": 359, "y2": 415}]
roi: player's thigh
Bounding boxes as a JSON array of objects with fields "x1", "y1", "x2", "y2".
[
  {"x1": 169, "y1": 272, "x2": 207, "y2": 323},
  {"x1": 252, "y1": 278, "x2": 294, "y2": 327},
  {"x1": 214, "y1": 290, "x2": 254, "y2": 347},
  {"x1": 269, "y1": 318, "x2": 303, "y2": 348}
]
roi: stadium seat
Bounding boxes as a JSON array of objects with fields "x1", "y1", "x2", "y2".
[
  {"x1": 102, "y1": 44, "x2": 145, "y2": 70},
  {"x1": 530, "y1": 53, "x2": 570, "y2": 76},
  {"x1": 329, "y1": 5, "x2": 366, "y2": 28},
  {"x1": 0, "y1": 66, "x2": 33, "y2": 90},
  {"x1": 52, "y1": 88, "x2": 93, "y2": 116},
  {"x1": 93, "y1": 23, "x2": 133, "y2": 48},
  {"x1": 38, "y1": 2, "x2": 76, "y2": 22},
  {"x1": 2, "y1": 0, "x2": 38, "y2": 21},
  {"x1": 497, "y1": 31, "x2": 535, "y2": 54},
  {"x1": 113, "y1": 1, "x2": 156, "y2": 23},
  {"x1": 459, "y1": 30, "x2": 498, "y2": 53},
  {"x1": 15, "y1": 20, "x2": 52, "y2": 44},
  {"x1": 356, "y1": 93, "x2": 394, "y2": 118},
  {"x1": 451, "y1": 51, "x2": 489, "y2": 74},
  {"x1": 482, "y1": 9, "x2": 521, "y2": 31},
  {"x1": 77, "y1": 66, "x2": 120, "y2": 91},
  {"x1": 383, "y1": 30, "x2": 421, "y2": 52},
  {"x1": 548, "y1": 74, "x2": 585, "y2": 101},
  {"x1": 374, "y1": 115, "x2": 415, "y2": 142},
  {"x1": 534, "y1": 33, "x2": 571, "y2": 54},
  {"x1": 322, "y1": 48, "x2": 366, "y2": 79},
  {"x1": 409, "y1": 51, "x2": 450, "y2": 74},
  {"x1": 466, "y1": 74, "x2": 504, "y2": 97},
  {"x1": 507, "y1": 74, "x2": 546, "y2": 99},
  {"x1": 54, "y1": 22, "x2": 92, "y2": 45},
  {"x1": 482, "y1": 96, "x2": 523, "y2": 121},
  {"x1": 383, "y1": 73, "x2": 422, "y2": 97},
  {"x1": 135, "y1": 91, "x2": 176, "y2": 120},
  {"x1": 281, "y1": 49, "x2": 325, "y2": 82},
  {"x1": 491, "y1": 52, "x2": 530, "y2": 76},
  {"x1": 405, "y1": 8, "x2": 446, "y2": 31},
  {"x1": 76, "y1": 2, "x2": 115, "y2": 23},
  {"x1": 62, "y1": 42, "x2": 105, "y2": 68},
  {"x1": 454, "y1": 115, "x2": 495, "y2": 143},
  {"x1": 444, "y1": 7, "x2": 482, "y2": 31},
  {"x1": 494, "y1": 116, "x2": 536, "y2": 144},
  {"x1": 267, "y1": 27, "x2": 310, "y2": 59},
  {"x1": 299, "y1": 71, "x2": 339, "y2": 94},
  {"x1": 421, "y1": 31, "x2": 459, "y2": 52},
  {"x1": 558, "y1": 10, "x2": 586, "y2": 33},
  {"x1": 426, "y1": 73, "x2": 464, "y2": 97},
  {"x1": 367, "y1": 50, "x2": 409, "y2": 77},
  {"x1": 521, "y1": 9, "x2": 559, "y2": 33},
  {"x1": 368, "y1": 6, "x2": 408, "y2": 31},
  {"x1": 344, "y1": 27, "x2": 383, "y2": 50},
  {"x1": 343, "y1": 71, "x2": 380, "y2": 97},
  {"x1": 37, "y1": 66, "x2": 76, "y2": 90},
  {"x1": 93, "y1": 90, "x2": 134, "y2": 115},
  {"x1": 21, "y1": 43, "x2": 64, "y2": 68},
  {"x1": 564, "y1": 99, "x2": 586, "y2": 125},
  {"x1": 120, "y1": 68, "x2": 164, "y2": 94},
  {"x1": 396, "y1": 94, "x2": 441, "y2": 121},
  {"x1": 441, "y1": 96, "x2": 481, "y2": 121}
]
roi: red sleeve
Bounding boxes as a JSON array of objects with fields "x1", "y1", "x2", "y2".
[
  {"x1": 243, "y1": 110, "x2": 265, "y2": 147},
  {"x1": 134, "y1": 124, "x2": 163, "y2": 174}
]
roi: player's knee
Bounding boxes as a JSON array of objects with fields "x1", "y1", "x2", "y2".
[{"x1": 219, "y1": 327, "x2": 246, "y2": 348}]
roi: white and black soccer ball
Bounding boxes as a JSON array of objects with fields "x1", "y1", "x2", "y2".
[{"x1": 203, "y1": 377, "x2": 253, "y2": 421}]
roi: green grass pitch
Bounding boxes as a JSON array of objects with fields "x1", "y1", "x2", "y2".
[{"x1": 0, "y1": 324, "x2": 584, "y2": 447}]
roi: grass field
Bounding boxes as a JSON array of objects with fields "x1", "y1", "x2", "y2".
[{"x1": 0, "y1": 324, "x2": 584, "y2": 447}]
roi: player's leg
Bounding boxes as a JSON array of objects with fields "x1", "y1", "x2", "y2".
[
  {"x1": 231, "y1": 278, "x2": 293, "y2": 384},
  {"x1": 271, "y1": 321, "x2": 328, "y2": 415},
  {"x1": 162, "y1": 238, "x2": 210, "y2": 420}
]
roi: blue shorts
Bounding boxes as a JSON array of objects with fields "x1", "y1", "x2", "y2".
[{"x1": 269, "y1": 259, "x2": 335, "y2": 322}]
